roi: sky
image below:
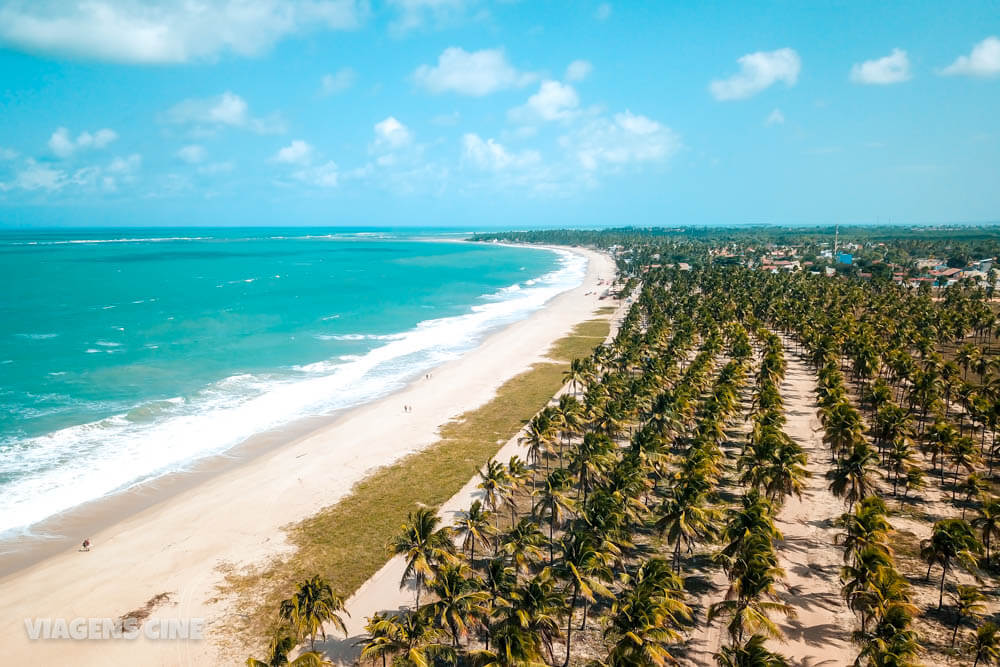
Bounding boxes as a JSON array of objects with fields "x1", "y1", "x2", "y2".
[{"x1": 0, "y1": 0, "x2": 998, "y2": 228}]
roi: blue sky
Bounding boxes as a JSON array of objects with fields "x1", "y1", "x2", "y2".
[{"x1": 0, "y1": 0, "x2": 998, "y2": 228}]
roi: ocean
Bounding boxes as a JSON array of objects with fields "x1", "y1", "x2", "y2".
[{"x1": 0, "y1": 228, "x2": 585, "y2": 536}]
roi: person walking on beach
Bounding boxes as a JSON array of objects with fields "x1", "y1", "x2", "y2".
[{"x1": 80, "y1": 538, "x2": 90, "y2": 552}]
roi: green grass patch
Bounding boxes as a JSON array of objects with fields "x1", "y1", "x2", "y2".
[
  {"x1": 595, "y1": 306, "x2": 617, "y2": 315},
  {"x1": 217, "y1": 315, "x2": 611, "y2": 652},
  {"x1": 549, "y1": 318, "x2": 611, "y2": 362}
]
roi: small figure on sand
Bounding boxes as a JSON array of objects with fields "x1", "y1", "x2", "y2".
[{"x1": 80, "y1": 538, "x2": 91, "y2": 552}]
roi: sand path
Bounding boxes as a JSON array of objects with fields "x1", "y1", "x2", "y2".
[{"x1": 683, "y1": 343, "x2": 855, "y2": 666}]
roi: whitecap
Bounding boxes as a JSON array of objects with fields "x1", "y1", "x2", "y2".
[{"x1": 15, "y1": 333, "x2": 59, "y2": 340}]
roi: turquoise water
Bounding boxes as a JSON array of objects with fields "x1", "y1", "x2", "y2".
[{"x1": 0, "y1": 229, "x2": 585, "y2": 535}]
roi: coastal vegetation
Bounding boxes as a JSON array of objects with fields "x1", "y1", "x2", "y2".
[
  {"x1": 251, "y1": 226, "x2": 1000, "y2": 666},
  {"x1": 223, "y1": 318, "x2": 611, "y2": 658}
]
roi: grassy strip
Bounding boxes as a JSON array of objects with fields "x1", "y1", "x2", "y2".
[
  {"x1": 549, "y1": 318, "x2": 611, "y2": 362},
  {"x1": 217, "y1": 315, "x2": 612, "y2": 650}
]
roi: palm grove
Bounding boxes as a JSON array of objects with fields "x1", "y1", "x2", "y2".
[{"x1": 252, "y1": 229, "x2": 1000, "y2": 666}]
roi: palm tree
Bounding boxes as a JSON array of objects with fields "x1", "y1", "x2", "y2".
[
  {"x1": 920, "y1": 518, "x2": 983, "y2": 609},
  {"x1": 601, "y1": 559, "x2": 691, "y2": 666},
  {"x1": 426, "y1": 563, "x2": 489, "y2": 648},
  {"x1": 454, "y1": 499, "x2": 494, "y2": 564},
  {"x1": 713, "y1": 634, "x2": 789, "y2": 667},
  {"x1": 835, "y1": 495, "x2": 892, "y2": 565},
  {"x1": 372, "y1": 609, "x2": 455, "y2": 667},
  {"x1": 489, "y1": 569, "x2": 563, "y2": 664},
  {"x1": 247, "y1": 631, "x2": 333, "y2": 666},
  {"x1": 278, "y1": 575, "x2": 348, "y2": 652},
  {"x1": 390, "y1": 508, "x2": 455, "y2": 607},
  {"x1": 973, "y1": 495, "x2": 1000, "y2": 567},
  {"x1": 533, "y1": 468, "x2": 575, "y2": 563},
  {"x1": 950, "y1": 584, "x2": 987, "y2": 648},
  {"x1": 967, "y1": 621, "x2": 1000, "y2": 667},
  {"x1": 709, "y1": 539, "x2": 793, "y2": 644},
  {"x1": 501, "y1": 518, "x2": 547, "y2": 575},
  {"x1": 655, "y1": 482, "x2": 719, "y2": 573},
  {"x1": 827, "y1": 442, "x2": 879, "y2": 509},
  {"x1": 479, "y1": 459, "x2": 510, "y2": 526},
  {"x1": 553, "y1": 530, "x2": 613, "y2": 667},
  {"x1": 358, "y1": 612, "x2": 396, "y2": 667}
]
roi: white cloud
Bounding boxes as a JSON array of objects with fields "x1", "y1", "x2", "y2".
[
  {"x1": 765, "y1": 108, "x2": 785, "y2": 126},
  {"x1": 273, "y1": 140, "x2": 315, "y2": 165},
  {"x1": 0, "y1": 146, "x2": 18, "y2": 160},
  {"x1": 850, "y1": 48, "x2": 911, "y2": 84},
  {"x1": 48, "y1": 127, "x2": 118, "y2": 158},
  {"x1": 594, "y1": 3, "x2": 612, "y2": 20},
  {"x1": 388, "y1": 0, "x2": 471, "y2": 33},
  {"x1": 103, "y1": 153, "x2": 142, "y2": 190},
  {"x1": 0, "y1": 0, "x2": 366, "y2": 64},
  {"x1": 1, "y1": 153, "x2": 140, "y2": 193},
  {"x1": 462, "y1": 133, "x2": 540, "y2": 171},
  {"x1": 413, "y1": 47, "x2": 535, "y2": 96},
  {"x1": 292, "y1": 161, "x2": 339, "y2": 188},
  {"x1": 509, "y1": 80, "x2": 580, "y2": 123},
  {"x1": 940, "y1": 36, "x2": 1000, "y2": 77},
  {"x1": 373, "y1": 117, "x2": 412, "y2": 150},
  {"x1": 709, "y1": 48, "x2": 801, "y2": 101},
  {"x1": 565, "y1": 59, "x2": 593, "y2": 82},
  {"x1": 0, "y1": 159, "x2": 65, "y2": 191},
  {"x1": 566, "y1": 111, "x2": 680, "y2": 171},
  {"x1": 321, "y1": 67, "x2": 356, "y2": 95},
  {"x1": 164, "y1": 91, "x2": 284, "y2": 134},
  {"x1": 108, "y1": 153, "x2": 141, "y2": 174},
  {"x1": 176, "y1": 144, "x2": 206, "y2": 164}
]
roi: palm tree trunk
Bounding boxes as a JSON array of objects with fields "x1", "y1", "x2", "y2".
[
  {"x1": 939, "y1": 560, "x2": 949, "y2": 609},
  {"x1": 564, "y1": 586, "x2": 579, "y2": 667}
]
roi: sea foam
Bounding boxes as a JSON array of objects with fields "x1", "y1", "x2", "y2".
[{"x1": 0, "y1": 249, "x2": 587, "y2": 536}]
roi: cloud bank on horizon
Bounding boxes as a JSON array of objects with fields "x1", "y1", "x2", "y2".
[{"x1": 0, "y1": 0, "x2": 998, "y2": 226}]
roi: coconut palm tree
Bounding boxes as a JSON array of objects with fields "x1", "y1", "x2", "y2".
[
  {"x1": 967, "y1": 621, "x2": 1000, "y2": 667},
  {"x1": 247, "y1": 631, "x2": 333, "y2": 667},
  {"x1": 553, "y1": 529, "x2": 614, "y2": 667},
  {"x1": 950, "y1": 585, "x2": 987, "y2": 648},
  {"x1": 655, "y1": 481, "x2": 719, "y2": 573},
  {"x1": 920, "y1": 518, "x2": 983, "y2": 609},
  {"x1": 835, "y1": 495, "x2": 892, "y2": 565},
  {"x1": 827, "y1": 442, "x2": 879, "y2": 509},
  {"x1": 713, "y1": 634, "x2": 789, "y2": 667},
  {"x1": 479, "y1": 459, "x2": 510, "y2": 525},
  {"x1": 489, "y1": 569, "x2": 563, "y2": 664},
  {"x1": 973, "y1": 495, "x2": 1000, "y2": 567},
  {"x1": 533, "y1": 468, "x2": 575, "y2": 563},
  {"x1": 425, "y1": 562, "x2": 489, "y2": 648},
  {"x1": 278, "y1": 575, "x2": 349, "y2": 652},
  {"x1": 600, "y1": 559, "x2": 691, "y2": 666},
  {"x1": 500, "y1": 518, "x2": 547, "y2": 575},
  {"x1": 454, "y1": 499, "x2": 495, "y2": 564},
  {"x1": 390, "y1": 508, "x2": 455, "y2": 607}
]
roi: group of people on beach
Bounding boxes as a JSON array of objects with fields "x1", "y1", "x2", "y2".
[{"x1": 403, "y1": 404, "x2": 413, "y2": 413}]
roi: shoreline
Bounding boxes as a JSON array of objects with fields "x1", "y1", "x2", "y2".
[
  {"x1": 0, "y1": 246, "x2": 615, "y2": 666},
  {"x1": 0, "y1": 240, "x2": 584, "y2": 575}
]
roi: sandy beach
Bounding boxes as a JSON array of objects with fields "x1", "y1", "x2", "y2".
[{"x1": 0, "y1": 246, "x2": 615, "y2": 666}]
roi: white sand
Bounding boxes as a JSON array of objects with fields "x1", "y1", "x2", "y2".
[
  {"x1": 312, "y1": 284, "x2": 633, "y2": 665},
  {"x1": 682, "y1": 344, "x2": 855, "y2": 666},
  {"x1": 0, "y1": 247, "x2": 616, "y2": 666}
]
